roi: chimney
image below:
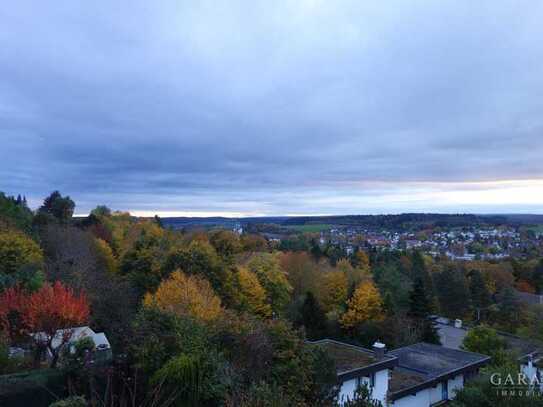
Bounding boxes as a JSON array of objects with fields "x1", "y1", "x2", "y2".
[
  {"x1": 454, "y1": 319, "x2": 462, "y2": 329},
  {"x1": 373, "y1": 341, "x2": 386, "y2": 360}
]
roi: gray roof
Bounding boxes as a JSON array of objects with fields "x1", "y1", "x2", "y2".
[
  {"x1": 307, "y1": 339, "x2": 397, "y2": 380},
  {"x1": 387, "y1": 342, "x2": 490, "y2": 401},
  {"x1": 389, "y1": 342, "x2": 490, "y2": 379}
]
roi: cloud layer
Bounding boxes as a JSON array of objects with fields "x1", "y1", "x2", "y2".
[{"x1": 1, "y1": 1, "x2": 542, "y2": 215}]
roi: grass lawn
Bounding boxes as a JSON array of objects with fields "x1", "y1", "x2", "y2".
[{"x1": 286, "y1": 224, "x2": 332, "y2": 233}]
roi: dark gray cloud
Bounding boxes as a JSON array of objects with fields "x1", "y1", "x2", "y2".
[{"x1": 1, "y1": 1, "x2": 543, "y2": 215}]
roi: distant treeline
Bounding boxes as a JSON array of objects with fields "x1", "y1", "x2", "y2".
[
  {"x1": 157, "y1": 213, "x2": 543, "y2": 232},
  {"x1": 282, "y1": 214, "x2": 509, "y2": 229}
]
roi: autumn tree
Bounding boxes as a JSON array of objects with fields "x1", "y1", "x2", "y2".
[
  {"x1": 209, "y1": 230, "x2": 242, "y2": 264},
  {"x1": 94, "y1": 238, "x2": 117, "y2": 274},
  {"x1": 0, "y1": 230, "x2": 43, "y2": 275},
  {"x1": 470, "y1": 261, "x2": 515, "y2": 294},
  {"x1": 41, "y1": 224, "x2": 136, "y2": 350},
  {"x1": 0, "y1": 230, "x2": 44, "y2": 291},
  {"x1": 340, "y1": 281, "x2": 384, "y2": 329},
  {"x1": 240, "y1": 234, "x2": 268, "y2": 252},
  {"x1": 119, "y1": 232, "x2": 166, "y2": 296},
  {"x1": 318, "y1": 270, "x2": 348, "y2": 312},
  {"x1": 0, "y1": 285, "x2": 28, "y2": 342},
  {"x1": 164, "y1": 240, "x2": 227, "y2": 294},
  {"x1": 144, "y1": 270, "x2": 223, "y2": 322},
  {"x1": 352, "y1": 250, "x2": 371, "y2": 272},
  {"x1": 280, "y1": 251, "x2": 318, "y2": 297},
  {"x1": 0, "y1": 282, "x2": 89, "y2": 367},
  {"x1": 247, "y1": 253, "x2": 292, "y2": 316},
  {"x1": 231, "y1": 267, "x2": 271, "y2": 317},
  {"x1": 337, "y1": 258, "x2": 371, "y2": 293}
]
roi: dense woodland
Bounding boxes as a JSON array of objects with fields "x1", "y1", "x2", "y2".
[{"x1": 1, "y1": 191, "x2": 543, "y2": 406}]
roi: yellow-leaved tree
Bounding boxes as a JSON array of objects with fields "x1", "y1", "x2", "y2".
[
  {"x1": 340, "y1": 281, "x2": 384, "y2": 329},
  {"x1": 232, "y1": 267, "x2": 272, "y2": 317},
  {"x1": 318, "y1": 270, "x2": 348, "y2": 312},
  {"x1": 143, "y1": 270, "x2": 222, "y2": 322},
  {"x1": 337, "y1": 258, "x2": 371, "y2": 289},
  {"x1": 94, "y1": 238, "x2": 117, "y2": 274}
]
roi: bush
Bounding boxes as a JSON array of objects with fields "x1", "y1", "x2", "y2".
[{"x1": 0, "y1": 369, "x2": 66, "y2": 406}]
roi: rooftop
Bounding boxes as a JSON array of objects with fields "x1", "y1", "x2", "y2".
[
  {"x1": 388, "y1": 342, "x2": 490, "y2": 401},
  {"x1": 308, "y1": 339, "x2": 397, "y2": 378},
  {"x1": 388, "y1": 368, "x2": 426, "y2": 393},
  {"x1": 389, "y1": 342, "x2": 490, "y2": 379}
]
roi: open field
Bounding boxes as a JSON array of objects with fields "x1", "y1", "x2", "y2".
[{"x1": 286, "y1": 224, "x2": 332, "y2": 233}]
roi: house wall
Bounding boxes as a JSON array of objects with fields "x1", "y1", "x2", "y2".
[
  {"x1": 521, "y1": 363, "x2": 543, "y2": 390},
  {"x1": 389, "y1": 389, "x2": 430, "y2": 407},
  {"x1": 427, "y1": 382, "x2": 443, "y2": 405},
  {"x1": 389, "y1": 374, "x2": 465, "y2": 407},
  {"x1": 373, "y1": 369, "x2": 390, "y2": 402},
  {"x1": 338, "y1": 369, "x2": 389, "y2": 405},
  {"x1": 339, "y1": 378, "x2": 357, "y2": 404},
  {"x1": 448, "y1": 374, "x2": 464, "y2": 397}
]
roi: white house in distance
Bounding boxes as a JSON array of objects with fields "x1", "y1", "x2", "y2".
[
  {"x1": 311, "y1": 339, "x2": 490, "y2": 406},
  {"x1": 33, "y1": 326, "x2": 111, "y2": 362}
]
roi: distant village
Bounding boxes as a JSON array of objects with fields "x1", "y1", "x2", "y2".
[{"x1": 278, "y1": 225, "x2": 542, "y2": 260}]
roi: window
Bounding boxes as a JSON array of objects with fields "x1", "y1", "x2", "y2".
[
  {"x1": 442, "y1": 380, "x2": 449, "y2": 400},
  {"x1": 356, "y1": 375, "x2": 375, "y2": 389}
]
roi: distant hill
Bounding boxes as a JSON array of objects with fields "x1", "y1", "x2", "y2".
[{"x1": 159, "y1": 213, "x2": 543, "y2": 231}]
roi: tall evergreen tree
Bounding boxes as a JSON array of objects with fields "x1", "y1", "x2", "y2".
[
  {"x1": 300, "y1": 292, "x2": 326, "y2": 340},
  {"x1": 408, "y1": 278, "x2": 440, "y2": 344},
  {"x1": 410, "y1": 251, "x2": 435, "y2": 305},
  {"x1": 408, "y1": 278, "x2": 432, "y2": 319},
  {"x1": 498, "y1": 287, "x2": 522, "y2": 332},
  {"x1": 532, "y1": 259, "x2": 543, "y2": 294},
  {"x1": 435, "y1": 265, "x2": 471, "y2": 318},
  {"x1": 469, "y1": 269, "x2": 491, "y2": 321}
]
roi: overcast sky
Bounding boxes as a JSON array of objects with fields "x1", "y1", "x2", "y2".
[{"x1": 1, "y1": 1, "x2": 542, "y2": 216}]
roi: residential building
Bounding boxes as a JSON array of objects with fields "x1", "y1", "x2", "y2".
[
  {"x1": 308, "y1": 339, "x2": 397, "y2": 405},
  {"x1": 388, "y1": 343, "x2": 490, "y2": 406},
  {"x1": 311, "y1": 339, "x2": 490, "y2": 406}
]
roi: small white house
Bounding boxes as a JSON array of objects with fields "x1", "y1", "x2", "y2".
[{"x1": 33, "y1": 326, "x2": 111, "y2": 361}]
